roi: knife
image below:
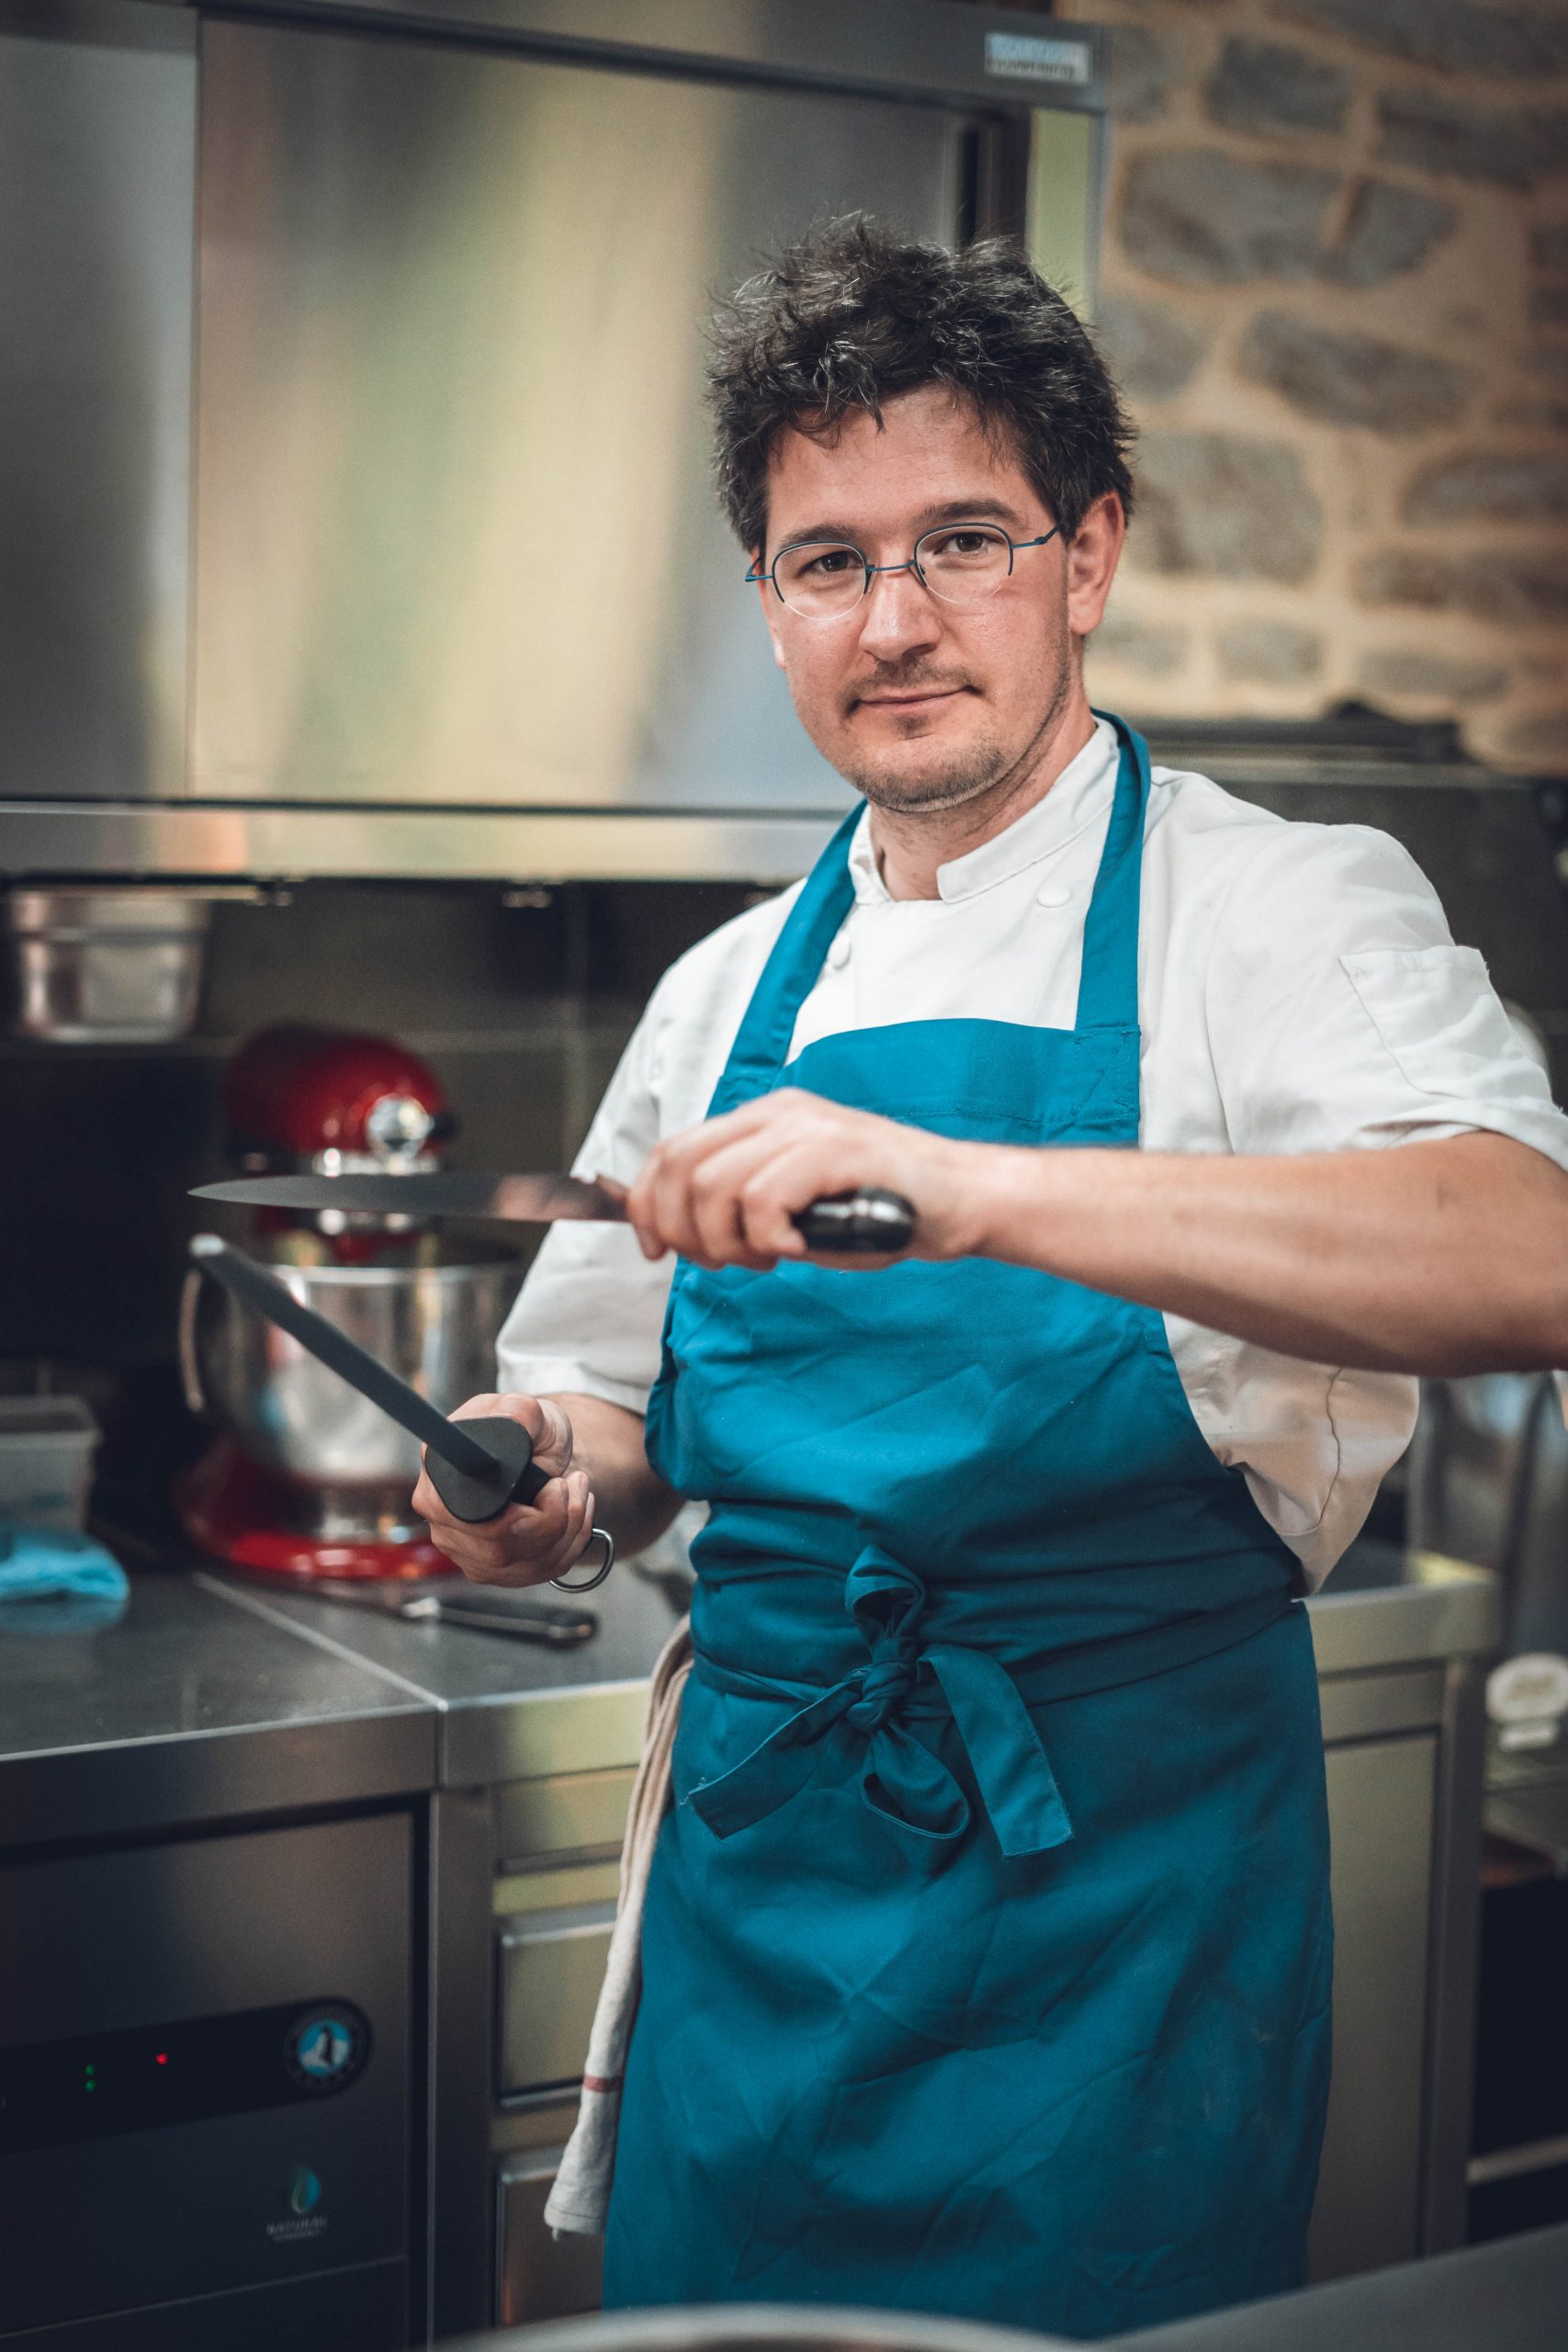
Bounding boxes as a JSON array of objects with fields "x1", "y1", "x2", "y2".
[
  {"x1": 187, "y1": 1235, "x2": 614, "y2": 1591},
  {"x1": 191, "y1": 1170, "x2": 917, "y2": 1253}
]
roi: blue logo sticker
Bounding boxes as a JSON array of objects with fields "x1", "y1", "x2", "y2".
[
  {"x1": 284, "y1": 2002, "x2": 369, "y2": 2093},
  {"x1": 288, "y1": 2165, "x2": 321, "y2": 2217}
]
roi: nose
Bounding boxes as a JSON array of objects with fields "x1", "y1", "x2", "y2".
[{"x1": 854, "y1": 562, "x2": 943, "y2": 664}]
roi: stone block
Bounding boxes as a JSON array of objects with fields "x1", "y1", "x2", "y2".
[
  {"x1": 1121, "y1": 150, "x2": 1337, "y2": 284},
  {"x1": 1500, "y1": 709, "x2": 1568, "y2": 767},
  {"x1": 1377, "y1": 88, "x2": 1568, "y2": 189},
  {"x1": 1134, "y1": 433, "x2": 1324, "y2": 583},
  {"x1": 1106, "y1": 24, "x2": 1180, "y2": 124},
  {"x1": 1358, "y1": 547, "x2": 1568, "y2": 623},
  {"x1": 1359, "y1": 650, "x2": 1507, "y2": 704},
  {"x1": 1494, "y1": 399, "x2": 1568, "y2": 434},
  {"x1": 1280, "y1": 0, "x2": 1568, "y2": 80},
  {"x1": 1319, "y1": 179, "x2": 1458, "y2": 287},
  {"x1": 1087, "y1": 608, "x2": 1188, "y2": 678},
  {"x1": 1095, "y1": 295, "x2": 1207, "y2": 401},
  {"x1": 1241, "y1": 311, "x2": 1470, "y2": 432},
  {"x1": 1404, "y1": 452, "x2": 1568, "y2": 525},
  {"x1": 1529, "y1": 284, "x2": 1568, "y2": 330},
  {"x1": 1204, "y1": 38, "x2": 1349, "y2": 136},
  {"x1": 1525, "y1": 344, "x2": 1568, "y2": 387},
  {"x1": 1217, "y1": 619, "x2": 1323, "y2": 683}
]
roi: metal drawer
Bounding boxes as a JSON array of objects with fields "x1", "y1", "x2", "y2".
[
  {"x1": 497, "y1": 1902, "x2": 614, "y2": 2097},
  {"x1": 495, "y1": 2144, "x2": 604, "y2": 2324},
  {"x1": 495, "y1": 1769, "x2": 635, "y2": 1869}
]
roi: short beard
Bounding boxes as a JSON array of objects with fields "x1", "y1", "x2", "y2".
[
  {"x1": 846, "y1": 736, "x2": 1012, "y2": 817},
  {"x1": 842, "y1": 657, "x2": 1074, "y2": 821}
]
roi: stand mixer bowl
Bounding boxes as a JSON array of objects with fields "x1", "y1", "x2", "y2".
[{"x1": 183, "y1": 1243, "x2": 521, "y2": 1541}]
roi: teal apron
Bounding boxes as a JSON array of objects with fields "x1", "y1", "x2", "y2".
[{"x1": 606, "y1": 717, "x2": 1333, "y2": 2339}]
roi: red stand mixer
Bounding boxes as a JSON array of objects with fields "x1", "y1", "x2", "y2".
[{"x1": 177, "y1": 1024, "x2": 522, "y2": 1581}]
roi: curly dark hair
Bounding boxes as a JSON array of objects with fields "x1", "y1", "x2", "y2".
[{"x1": 705, "y1": 216, "x2": 1135, "y2": 555}]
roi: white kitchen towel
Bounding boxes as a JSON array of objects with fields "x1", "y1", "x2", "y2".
[{"x1": 544, "y1": 1612, "x2": 692, "y2": 2238}]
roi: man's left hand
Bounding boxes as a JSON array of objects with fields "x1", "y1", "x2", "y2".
[{"x1": 623, "y1": 1087, "x2": 981, "y2": 1270}]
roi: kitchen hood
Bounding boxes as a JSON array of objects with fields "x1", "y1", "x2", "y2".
[{"x1": 0, "y1": 0, "x2": 1106, "y2": 886}]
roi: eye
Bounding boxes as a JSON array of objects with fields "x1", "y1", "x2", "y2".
[
  {"x1": 923, "y1": 526, "x2": 1006, "y2": 562},
  {"x1": 799, "y1": 546, "x2": 861, "y2": 578}
]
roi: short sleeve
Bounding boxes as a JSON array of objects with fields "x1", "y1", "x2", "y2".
[
  {"x1": 1204, "y1": 821, "x2": 1568, "y2": 1170},
  {"x1": 495, "y1": 998, "x2": 675, "y2": 1416}
]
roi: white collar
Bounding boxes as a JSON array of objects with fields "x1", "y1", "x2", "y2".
[{"x1": 846, "y1": 718, "x2": 1120, "y2": 906}]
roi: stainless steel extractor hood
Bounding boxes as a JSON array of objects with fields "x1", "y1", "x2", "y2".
[{"x1": 0, "y1": 0, "x2": 1106, "y2": 885}]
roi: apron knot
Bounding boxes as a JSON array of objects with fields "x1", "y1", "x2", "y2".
[
  {"x1": 848, "y1": 1643, "x2": 918, "y2": 1730},
  {"x1": 843, "y1": 1545, "x2": 924, "y2": 1730},
  {"x1": 687, "y1": 1545, "x2": 1075, "y2": 1860}
]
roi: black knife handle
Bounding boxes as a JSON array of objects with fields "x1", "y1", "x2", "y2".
[
  {"x1": 792, "y1": 1187, "x2": 915, "y2": 1254},
  {"x1": 421, "y1": 1417, "x2": 616, "y2": 1594},
  {"x1": 421, "y1": 1415, "x2": 546, "y2": 1523}
]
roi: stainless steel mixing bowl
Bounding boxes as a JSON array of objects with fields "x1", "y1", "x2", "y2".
[{"x1": 182, "y1": 1242, "x2": 522, "y2": 1539}]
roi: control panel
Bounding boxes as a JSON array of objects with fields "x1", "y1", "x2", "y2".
[{"x1": 0, "y1": 1998, "x2": 372, "y2": 2153}]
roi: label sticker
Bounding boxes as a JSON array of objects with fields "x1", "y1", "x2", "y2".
[{"x1": 984, "y1": 31, "x2": 1094, "y2": 87}]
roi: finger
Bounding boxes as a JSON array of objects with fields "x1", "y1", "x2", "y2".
[
  {"x1": 448, "y1": 1391, "x2": 572, "y2": 1477},
  {"x1": 686, "y1": 1133, "x2": 789, "y2": 1269},
  {"x1": 738, "y1": 1138, "x2": 852, "y2": 1261},
  {"x1": 625, "y1": 1095, "x2": 808, "y2": 1261}
]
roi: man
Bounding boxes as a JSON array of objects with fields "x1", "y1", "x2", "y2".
[{"x1": 417, "y1": 222, "x2": 1568, "y2": 2335}]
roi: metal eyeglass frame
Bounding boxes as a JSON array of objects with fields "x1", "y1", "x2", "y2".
[{"x1": 747, "y1": 522, "x2": 1061, "y2": 616}]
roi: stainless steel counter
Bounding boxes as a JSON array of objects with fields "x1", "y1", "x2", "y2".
[
  {"x1": 0, "y1": 1538, "x2": 1500, "y2": 2337},
  {"x1": 204, "y1": 1557, "x2": 685, "y2": 1784},
  {"x1": 0, "y1": 1569, "x2": 435, "y2": 1846}
]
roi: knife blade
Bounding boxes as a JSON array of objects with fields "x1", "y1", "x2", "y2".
[{"x1": 192, "y1": 1170, "x2": 917, "y2": 1253}]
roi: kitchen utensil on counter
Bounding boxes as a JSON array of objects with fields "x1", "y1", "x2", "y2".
[
  {"x1": 0, "y1": 1397, "x2": 100, "y2": 1532},
  {"x1": 188, "y1": 1238, "x2": 614, "y2": 1593},
  {"x1": 313, "y1": 1578, "x2": 598, "y2": 1645},
  {"x1": 178, "y1": 1242, "x2": 519, "y2": 1579},
  {"x1": 195, "y1": 1168, "x2": 919, "y2": 1253},
  {"x1": 178, "y1": 1021, "x2": 522, "y2": 1581},
  {"x1": 6, "y1": 888, "x2": 211, "y2": 1042}
]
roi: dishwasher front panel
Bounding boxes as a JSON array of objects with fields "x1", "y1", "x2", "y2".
[{"x1": 0, "y1": 1810, "x2": 412, "y2": 2343}]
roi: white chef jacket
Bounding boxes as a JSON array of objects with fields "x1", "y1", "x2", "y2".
[{"x1": 499, "y1": 718, "x2": 1568, "y2": 1588}]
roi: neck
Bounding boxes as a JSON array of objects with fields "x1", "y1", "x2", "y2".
[{"x1": 865, "y1": 682, "x2": 1097, "y2": 902}]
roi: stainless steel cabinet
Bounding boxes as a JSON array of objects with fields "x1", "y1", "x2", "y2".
[
  {"x1": 0, "y1": 1, "x2": 194, "y2": 804},
  {"x1": 1310, "y1": 1732, "x2": 1439, "y2": 2278},
  {"x1": 497, "y1": 2138, "x2": 605, "y2": 2324},
  {"x1": 498, "y1": 1901, "x2": 616, "y2": 2097}
]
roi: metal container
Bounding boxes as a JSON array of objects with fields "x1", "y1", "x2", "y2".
[
  {"x1": 452, "y1": 2305, "x2": 1077, "y2": 2352},
  {"x1": 182, "y1": 1243, "x2": 521, "y2": 1540},
  {"x1": 6, "y1": 889, "x2": 209, "y2": 1042}
]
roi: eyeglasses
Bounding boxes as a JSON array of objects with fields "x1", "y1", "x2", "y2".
[{"x1": 748, "y1": 521, "x2": 1061, "y2": 621}]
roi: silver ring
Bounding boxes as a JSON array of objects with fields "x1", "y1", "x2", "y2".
[{"x1": 551, "y1": 1525, "x2": 615, "y2": 1594}]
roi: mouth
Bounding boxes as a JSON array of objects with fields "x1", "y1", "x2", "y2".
[{"x1": 852, "y1": 684, "x2": 972, "y2": 715}]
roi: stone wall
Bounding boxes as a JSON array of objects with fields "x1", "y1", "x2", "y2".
[{"x1": 1036, "y1": 0, "x2": 1568, "y2": 770}]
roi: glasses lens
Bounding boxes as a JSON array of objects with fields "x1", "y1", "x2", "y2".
[
  {"x1": 773, "y1": 543, "x2": 866, "y2": 619},
  {"x1": 917, "y1": 525, "x2": 1012, "y2": 606}
]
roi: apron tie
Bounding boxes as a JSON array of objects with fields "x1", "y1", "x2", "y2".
[{"x1": 687, "y1": 1548, "x2": 1074, "y2": 1860}]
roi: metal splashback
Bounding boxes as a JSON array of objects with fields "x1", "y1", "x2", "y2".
[
  {"x1": 191, "y1": 17, "x2": 955, "y2": 818},
  {"x1": 0, "y1": 0, "x2": 1106, "y2": 884}
]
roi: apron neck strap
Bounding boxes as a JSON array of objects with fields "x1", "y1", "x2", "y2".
[
  {"x1": 707, "y1": 802, "x2": 861, "y2": 1117},
  {"x1": 1073, "y1": 712, "x2": 1151, "y2": 1035},
  {"x1": 706, "y1": 712, "x2": 1153, "y2": 1115}
]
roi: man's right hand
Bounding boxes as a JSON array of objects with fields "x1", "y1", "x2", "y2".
[{"x1": 412, "y1": 1392, "x2": 597, "y2": 1587}]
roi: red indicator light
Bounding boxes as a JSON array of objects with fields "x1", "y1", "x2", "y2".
[{"x1": 155, "y1": 2052, "x2": 168, "y2": 2067}]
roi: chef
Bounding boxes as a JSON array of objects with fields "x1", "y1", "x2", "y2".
[{"x1": 416, "y1": 221, "x2": 1568, "y2": 2337}]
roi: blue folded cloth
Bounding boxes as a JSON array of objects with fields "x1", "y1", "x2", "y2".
[{"x1": 0, "y1": 1522, "x2": 130, "y2": 1607}]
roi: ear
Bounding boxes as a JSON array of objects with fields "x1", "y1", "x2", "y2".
[
  {"x1": 1064, "y1": 493, "x2": 1125, "y2": 639},
  {"x1": 754, "y1": 560, "x2": 788, "y2": 671}
]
